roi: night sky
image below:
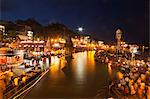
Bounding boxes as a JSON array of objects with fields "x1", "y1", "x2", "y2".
[{"x1": 0, "y1": 0, "x2": 149, "y2": 44}]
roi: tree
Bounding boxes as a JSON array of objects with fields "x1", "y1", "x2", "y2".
[{"x1": 0, "y1": 18, "x2": 80, "y2": 42}]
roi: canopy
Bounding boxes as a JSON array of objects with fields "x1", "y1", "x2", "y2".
[{"x1": 18, "y1": 35, "x2": 29, "y2": 41}]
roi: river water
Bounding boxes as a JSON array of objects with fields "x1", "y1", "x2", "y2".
[{"x1": 25, "y1": 51, "x2": 112, "y2": 98}]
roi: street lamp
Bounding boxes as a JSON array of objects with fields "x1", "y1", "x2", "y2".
[{"x1": 129, "y1": 45, "x2": 138, "y2": 62}]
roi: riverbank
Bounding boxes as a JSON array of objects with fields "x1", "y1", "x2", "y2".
[{"x1": 3, "y1": 69, "x2": 49, "y2": 99}]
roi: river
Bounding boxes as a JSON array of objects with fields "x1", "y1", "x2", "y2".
[{"x1": 25, "y1": 51, "x2": 111, "y2": 98}]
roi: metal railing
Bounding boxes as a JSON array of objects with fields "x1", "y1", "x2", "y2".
[{"x1": 3, "y1": 72, "x2": 42, "y2": 99}]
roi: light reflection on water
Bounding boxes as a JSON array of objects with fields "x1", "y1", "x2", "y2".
[
  {"x1": 49, "y1": 56, "x2": 66, "y2": 81},
  {"x1": 25, "y1": 51, "x2": 108, "y2": 98},
  {"x1": 87, "y1": 51, "x2": 95, "y2": 73},
  {"x1": 108, "y1": 64, "x2": 113, "y2": 79},
  {"x1": 72, "y1": 52, "x2": 87, "y2": 84},
  {"x1": 50, "y1": 56, "x2": 66, "y2": 71},
  {"x1": 49, "y1": 51, "x2": 96, "y2": 85}
]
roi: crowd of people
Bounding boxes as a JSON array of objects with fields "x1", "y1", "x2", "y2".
[
  {"x1": 0, "y1": 56, "x2": 49, "y2": 98},
  {"x1": 94, "y1": 49, "x2": 150, "y2": 98},
  {"x1": 112, "y1": 59, "x2": 150, "y2": 98}
]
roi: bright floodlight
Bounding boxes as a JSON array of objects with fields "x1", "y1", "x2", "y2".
[{"x1": 78, "y1": 27, "x2": 83, "y2": 32}]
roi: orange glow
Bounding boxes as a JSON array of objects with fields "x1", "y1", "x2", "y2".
[
  {"x1": 87, "y1": 51, "x2": 95, "y2": 72},
  {"x1": 49, "y1": 56, "x2": 66, "y2": 80},
  {"x1": 117, "y1": 71, "x2": 123, "y2": 80},
  {"x1": 0, "y1": 56, "x2": 6, "y2": 64},
  {"x1": 51, "y1": 39, "x2": 54, "y2": 42},
  {"x1": 54, "y1": 39, "x2": 57, "y2": 42},
  {"x1": 108, "y1": 63, "x2": 112, "y2": 79}
]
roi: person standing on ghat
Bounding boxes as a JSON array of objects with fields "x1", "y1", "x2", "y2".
[
  {"x1": 8, "y1": 69, "x2": 14, "y2": 84},
  {"x1": 14, "y1": 77, "x2": 19, "y2": 86},
  {"x1": 0, "y1": 72, "x2": 6, "y2": 99}
]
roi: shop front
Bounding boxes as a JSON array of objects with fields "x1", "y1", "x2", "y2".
[{"x1": 0, "y1": 47, "x2": 24, "y2": 69}]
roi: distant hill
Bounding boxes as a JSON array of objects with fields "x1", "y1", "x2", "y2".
[{"x1": 0, "y1": 18, "x2": 79, "y2": 40}]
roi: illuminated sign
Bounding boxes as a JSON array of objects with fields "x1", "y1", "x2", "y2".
[{"x1": 27, "y1": 31, "x2": 33, "y2": 40}]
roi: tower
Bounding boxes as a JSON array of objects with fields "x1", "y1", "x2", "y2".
[{"x1": 115, "y1": 28, "x2": 122, "y2": 54}]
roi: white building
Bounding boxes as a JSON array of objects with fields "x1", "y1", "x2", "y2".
[
  {"x1": 27, "y1": 30, "x2": 33, "y2": 40},
  {"x1": 0, "y1": 25, "x2": 5, "y2": 33},
  {"x1": 0, "y1": 25, "x2": 5, "y2": 42}
]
